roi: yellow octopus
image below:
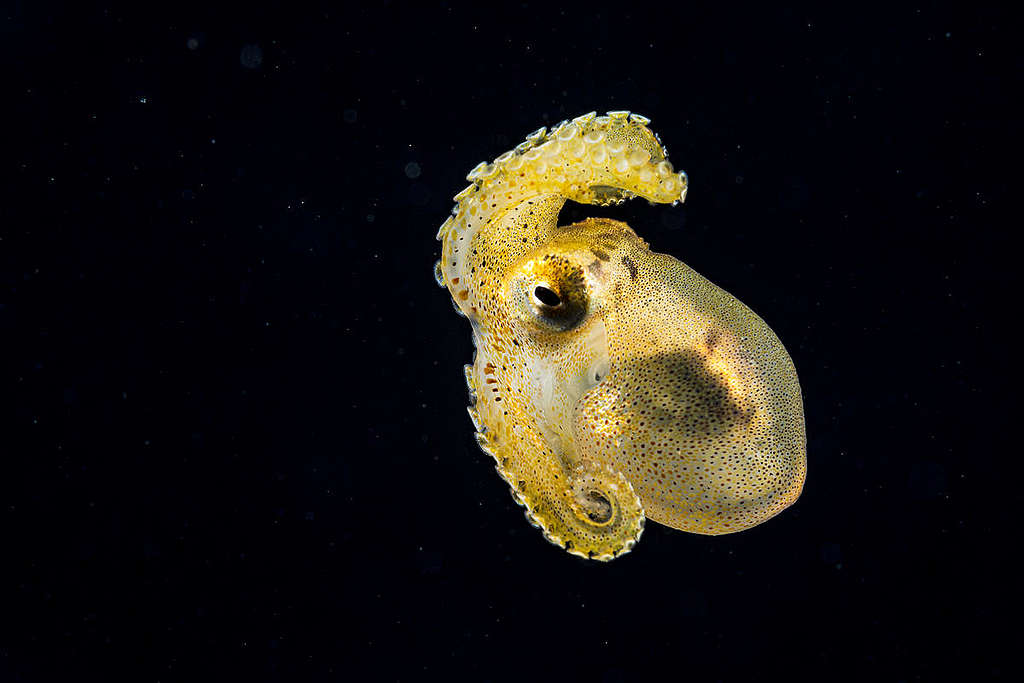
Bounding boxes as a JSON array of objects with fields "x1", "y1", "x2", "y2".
[{"x1": 435, "y1": 111, "x2": 806, "y2": 560}]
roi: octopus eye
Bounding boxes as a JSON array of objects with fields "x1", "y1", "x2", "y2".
[
  {"x1": 527, "y1": 279, "x2": 587, "y2": 331},
  {"x1": 510, "y1": 255, "x2": 590, "y2": 332}
]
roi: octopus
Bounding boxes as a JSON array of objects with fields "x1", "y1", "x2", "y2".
[{"x1": 434, "y1": 111, "x2": 806, "y2": 560}]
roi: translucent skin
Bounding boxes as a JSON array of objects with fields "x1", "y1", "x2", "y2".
[{"x1": 435, "y1": 111, "x2": 806, "y2": 560}]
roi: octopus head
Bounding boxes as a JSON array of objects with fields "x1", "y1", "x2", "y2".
[{"x1": 500, "y1": 217, "x2": 805, "y2": 557}]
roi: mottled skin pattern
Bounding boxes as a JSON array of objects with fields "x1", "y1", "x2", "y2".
[{"x1": 435, "y1": 111, "x2": 806, "y2": 560}]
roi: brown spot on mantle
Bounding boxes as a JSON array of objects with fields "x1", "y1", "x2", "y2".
[{"x1": 621, "y1": 255, "x2": 637, "y2": 281}]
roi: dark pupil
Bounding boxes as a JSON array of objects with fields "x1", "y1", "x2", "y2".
[{"x1": 534, "y1": 286, "x2": 561, "y2": 307}]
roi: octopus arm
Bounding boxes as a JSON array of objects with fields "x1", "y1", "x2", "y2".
[{"x1": 437, "y1": 111, "x2": 688, "y2": 305}]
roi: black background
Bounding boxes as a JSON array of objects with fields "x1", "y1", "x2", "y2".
[{"x1": 3, "y1": 1, "x2": 1014, "y2": 680}]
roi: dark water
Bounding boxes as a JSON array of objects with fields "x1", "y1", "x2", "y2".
[{"x1": 3, "y1": 2, "x2": 1013, "y2": 680}]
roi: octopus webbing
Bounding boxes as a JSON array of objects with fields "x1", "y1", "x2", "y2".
[{"x1": 434, "y1": 111, "x2": 806, "y2": 561}]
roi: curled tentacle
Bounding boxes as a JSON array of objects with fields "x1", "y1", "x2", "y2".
[
  {"x1": 471, "y1": 410, "x2": 644, "y2": 560},
  {"x1": 437, "y1": 111, "x2": 688, "y2": 316},
  {"x1": 562, "y1": 460, "x2": 644, "y2": 560}
]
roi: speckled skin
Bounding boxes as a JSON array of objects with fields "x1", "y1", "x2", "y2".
[{"x1": 436, "y1": 112, "x2": 806, "y2": 560}]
